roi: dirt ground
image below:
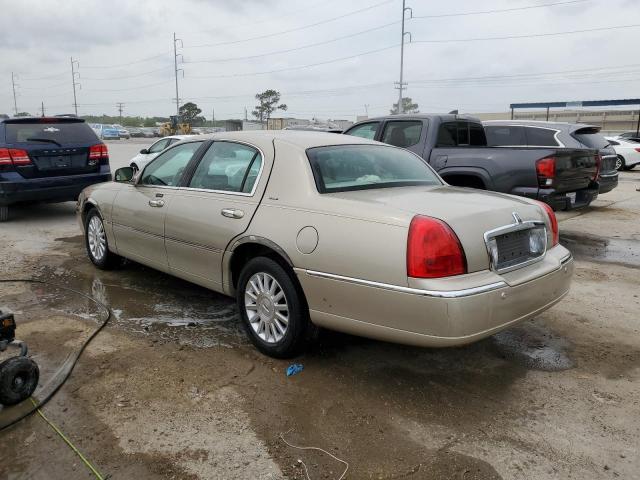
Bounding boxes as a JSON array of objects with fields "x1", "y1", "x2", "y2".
[{"x1": 0, "y1": 145, "x2": 639, "y2": 479}]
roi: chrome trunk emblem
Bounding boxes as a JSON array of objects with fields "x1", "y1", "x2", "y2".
[{"x1": 512, "y1": 212, "x2": 523, "y2": 224}]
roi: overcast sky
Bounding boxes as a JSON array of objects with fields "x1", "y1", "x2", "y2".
[{"x1": 1, "y1": 0, "x2": 639, "y2": 121}]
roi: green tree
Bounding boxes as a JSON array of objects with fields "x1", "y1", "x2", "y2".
[
  {"x1": 390, "y1": 97, "x2": 419, "y2": 115},
  {"x1": 179, "y1": 102, "x2": 202, "y2": 124},
  {"x1": 252, "y1": 89, "x2": 287, "y2": 123}
]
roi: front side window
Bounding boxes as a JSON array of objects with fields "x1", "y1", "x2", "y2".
[
  {"x1": 148, "y1": 138, "x2": 170, "y2": 154},
  {"x1": 307, "y1": 145, "x2": 441, "y2": 193},
  {"x1": 381, "y1": 121, "x2": 423, "y2": 148},
  {"x1": 344, "y1": 122, "x2": 380, "y2": 140},
  {"x1": 485, "y1": 125, "x2": 527, "y2": 146},
  {"x1": 526, "y1": 127, "x2": 560, "y2": 146},
  {"x1": 141, "y1": 142, "x2": 203, "y2": 186},
  {"x1": 188, "y1": 141, "x2": 262, "y2": 193}
]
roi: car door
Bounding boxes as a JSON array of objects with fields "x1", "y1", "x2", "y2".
[
  {"x1": 164, "y1": 140, "x2": 268, "y2": 291},
  {"x1": 111, "y1": 141, "x2": 204, "y2": 271}
]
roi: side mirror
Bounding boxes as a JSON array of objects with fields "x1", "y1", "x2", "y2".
[
  {"x1": 140, "y1": 148, "x2": 149, "y2": 154},
  {"x1": 114, "y1": 167, "x2": 135, "y2": 183}
]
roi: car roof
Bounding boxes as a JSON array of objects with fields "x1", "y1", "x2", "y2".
[
  {"x1": 0, "y1": 116, "x2": 85, "y2": 124},
  {"x1": 354, "y1": 113, "x2": 481, "y2": 124},
  {"x1": 192, "y1": 130, "x2": 381, "y2": 152}
]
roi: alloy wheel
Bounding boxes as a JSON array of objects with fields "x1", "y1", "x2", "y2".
[
  {"x1": 244, "y1": 272, "x2": 289, "y2": 344},
  {"x1": 88, "y1": 216, "x2": 107, "y2": 262}
]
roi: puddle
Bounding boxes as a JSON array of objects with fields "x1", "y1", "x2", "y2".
[
  {"x1": 492, "y1": 322, "x2": 573, "y2": 371},
  {"x1": 561, "y1": 232, "x2": 640, "y2": 268}
]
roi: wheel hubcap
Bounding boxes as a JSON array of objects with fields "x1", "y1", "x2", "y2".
[
  {"x1": 615, "y1": 157, "x2": 623, "y2": 170},
  {"x1": 88, "y1": 216, "x2": 107, "y2": 261},
  {"x1": 244, "y1": 272, "x2": 289, "y2": 344}
]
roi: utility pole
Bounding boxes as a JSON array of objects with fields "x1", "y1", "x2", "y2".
[
  {"x1": 244, "y1": 107, "x2": 248, "y2": 121},
  {"x1": 70, "y1": 57, "x2": 80, "y2": 116},
  {"x1": 395, "y1": 0, "x2": 412, "y2": 114},
  {"x1": 116, "y1": 102, "x2": 125, "y2": 121},
  {"x1": 41, "y1": 101, "x2": 45, "y2": 117},
  {"x1": 212, "y1": 106, "x2": 215, "y2": 127},
  {"x1": 173, "y1": 33, "x2": 183, "y2": 118},
  {"x1": 11, "y1": 72, "x2": 18, "y2": 115},
  {"x1": 364, "y1": 104, "x2": 370, "y2": 117}
]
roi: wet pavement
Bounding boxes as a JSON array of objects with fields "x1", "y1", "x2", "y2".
[{"x1": 0, "y1": 170, "x2": 639, "y2": 479}]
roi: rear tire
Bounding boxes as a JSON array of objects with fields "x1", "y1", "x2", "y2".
[
  {"x1": 85, "y1": 208, "x2": 122, "y2": 269},
  {"x1": 0, "y1": 356, "x2": 39, "y2": 405},
  {"x1": 0, "y1": 205, "x2": 8, "y2": 222},
  {"x1": 616, "y1": 155, "x2": 626, "y2": 171},
  {"x1": 237, "y1": 256, "x2": 314, "y2": 358}
]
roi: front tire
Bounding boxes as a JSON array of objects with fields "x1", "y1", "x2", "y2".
[
  {"x1": 616, "y1": 155, "x2": 626, "y2": 171},
  {"x1": 85, "y1": 209, "x2": 122, "y2": 269},
  {"x1": 237, "y1": 257, "x2": 313, "y2": 358}
]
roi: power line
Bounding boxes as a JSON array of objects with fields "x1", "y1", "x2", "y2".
[
  {"x1": 81, "y1": 51, "x2": 172, "y2": 69},
  {"x1": 83, "y1": 79, "x2": 174, "y2": 93},
  {"x1": 412, "y1": 0, "x2": 589, "y2": 19},
  {"x1": 411, "y1": 24, "x2": 640, "y2": 44},
  {"x1": 184, "y1": 21, "x2": 398, "y2": 64},
  {"x1": 188, "y1": 0, "x2": 395, "y2": 48},
  {"x1": 82, "y1": 66, "x2": 173, "y2": 81}
]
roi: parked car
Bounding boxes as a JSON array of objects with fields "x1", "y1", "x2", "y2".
[
  {"x1": 606, "y1": 137, "x2": 640, "y2": 170},
  {"x1": 128, "y1": 127, "x2": 145, "y2": 138},
  {"x1": 112, "y1": 124, "x2": 130, "y2": 139},
  {"x1": 616, "y1": 131, "x2": 640, "y2": 142},
  {"x1": 128, "y1": 135, "x2": 193, "y2": 170},
  {"x1": 484, "y1": 121, "x2": 618, "y2": 195},
  {"x1": 0, "y1": 116, "x2": 111, "y2": 221},
  {"x1": 94, "y1": 124, "x2": 120, "y2": 140},
  {"x1": 344, "y1": 114, "x2": 600, "y2": 210},
  {"x1": 138, "y1": 127, "x2": 156, "y2": 138},
  {"x1": 78, "y1": 131, "x2": 573, "y2": 358}
]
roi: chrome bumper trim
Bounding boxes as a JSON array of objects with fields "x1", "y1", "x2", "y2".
[
  {"x1": 560, "y1": 253, "x2": 573, "y2": 265},
  {"x1": 304, "y1": 270, "x2": 507, "y2": 298}
]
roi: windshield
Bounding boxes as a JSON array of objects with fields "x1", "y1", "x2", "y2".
[{"x1": 306, "y1": 144, "x2": 441, "y2": 193}]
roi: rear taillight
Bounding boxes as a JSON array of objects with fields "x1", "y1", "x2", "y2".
[
  {"x1": 593, "y1": 153, "x2": 601, "y2": 180},
  {"x1": 407, "y1": 215, "x2": 467, "y2": 278},
  {"x1": 635, "y1": 148, "x2": 640, "y2": 153},
  {"x1": 536, "y1": 157, "x2": 556, "y2": 187},
  {"x1": 536, "y1": 201, "x2": 559, "y2": 246},
  {"x1": 0, "y1": 148, "x2": 32, "y2": 166},
  {"x1": 89, "y1": 144, "x2": 109, "y2": 163}
]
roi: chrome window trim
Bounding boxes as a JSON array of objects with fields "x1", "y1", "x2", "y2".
[
  {"x1": 180, "y1": 140, "x2": 265, "y2": 197},
  {"x1": 483, "y1": 219, "x2": 547, "y2": 274},
  {"x1": 304, "y1": 270, "x2": 506, "y2": 298}
]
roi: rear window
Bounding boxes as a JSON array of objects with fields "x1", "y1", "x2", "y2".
[
  {"x1": 5, "y1": 121, "x2": 99, "y2": 145},
  {"x1": 573, "y1": 130, "x2": 609, "y2": 149},
  {"x1": 307, "y1": 145, "x2": 441, "y2": 193}
]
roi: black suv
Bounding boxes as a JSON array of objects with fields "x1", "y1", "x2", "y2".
[{"x1": 0, "y1": 117, "x2": 111, "y2": 221}]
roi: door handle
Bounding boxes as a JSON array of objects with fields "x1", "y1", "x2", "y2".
[
  {"x1": 221, "y1": 208, "x2": 244, "y2": 219},
  {"x1": 148, "y1": 199, "x2": 165, "y2": 208}
]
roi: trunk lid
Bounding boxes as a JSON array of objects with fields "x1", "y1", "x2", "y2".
[
  {"x1": 552, "y1": 148, "x2": 598, "y2": 192},
  {"x1": 329, "y1": 185, "x2": 548, "y2": 273}
]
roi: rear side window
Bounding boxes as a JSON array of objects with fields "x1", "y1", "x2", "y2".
[
  {"x1": 436, "y1": 122, "x2": 458, "y2": 146},
  {"x1": 381, "y1": 121, "x2": 423, "y2": 148},
  {"x1": 5, "y1": 121, "x2": 99, "y2": 144},
  {"x1": 485, "y1": 125, "x2": 527, "y2": 146},
  {"x1": 345, "y1": 122, "x2": 380, "y2": 140},
  {"x1": 307, "y1": 145, "x2": 441, "y2": 193},
  {"x1": 189, "y1": 141, "x2": 262, "y2": 193},
  {"x1": 525, "y1": 127, "x2": 560, "y2": 147},
  {"x1": 436, "y1": 121, "x2": 486, "y2": 147},
  {"x1": 469, "y1": 124, "x2": 487, "y2": 146},
  {"x1": 572, "y1": 131, "x2": 609, "y2": 149}
]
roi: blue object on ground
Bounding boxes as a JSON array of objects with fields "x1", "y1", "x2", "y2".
[{"x1": 286, "y1": 363, "x2": 304, "y2": 377}]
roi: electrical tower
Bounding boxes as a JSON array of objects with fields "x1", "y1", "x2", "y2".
[
  {"x1": 116, "y1": 102, "x2": 125, "y2": 120},
  {"x1": 173, "y1": 33, "x2": 184, "y2": 118},
  {"x1": 11, "y1": 72, "x2": 18, "y2": 115},
  {"x1": 395, "y1": 0, "x2": 412, "y2": 114},
  {"x1": 70, "y1": 57, "x2": 81, "y2": 116}
]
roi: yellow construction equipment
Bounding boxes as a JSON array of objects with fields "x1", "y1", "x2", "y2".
[{"x1": 159, "y1": 116, "x2": 192, "y2": 136}]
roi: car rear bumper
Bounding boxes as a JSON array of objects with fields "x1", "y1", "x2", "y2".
[
  {"x1": 511, "y1": 185, "x2": 598, "y2": 210},
  {"x1": 0, "y1": 172, "x2": 111, "y2": 206},
  {"x1": 296, "y1": 245, "x2": 573, "y2": 348},
  {"x1": 598, "y1": 172, "x2": 619, "y2": 194}
]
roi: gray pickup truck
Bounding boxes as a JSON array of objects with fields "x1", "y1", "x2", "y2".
[{"x1": 343, "y1": 114, "x2": 600, "y2": 210}]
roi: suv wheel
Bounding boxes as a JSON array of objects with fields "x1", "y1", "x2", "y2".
[
  {"x1": 0, "y1": 206, "x2": 8, "y2": 222},
  {"x1": 237, "y1": 257, "x2": 314, "y2": 358},
  {"x1": 616, "y1": 155, "x2": 626, "y2": 171},
  {"x1": 85, "y1": 209, "x2": 122, "y2": 269}
]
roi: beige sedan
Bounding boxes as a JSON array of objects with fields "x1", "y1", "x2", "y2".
[{"x1": 77, "y1": 131, "x2": 573, "y2": 358}]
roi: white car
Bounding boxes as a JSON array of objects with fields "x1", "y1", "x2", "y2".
[
  {"x1": 129, "y1": 135, "x2": 194, "y2": 170},
  {"x1": 606, "y1": 137, "x2": 640, "y2": 171}
]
